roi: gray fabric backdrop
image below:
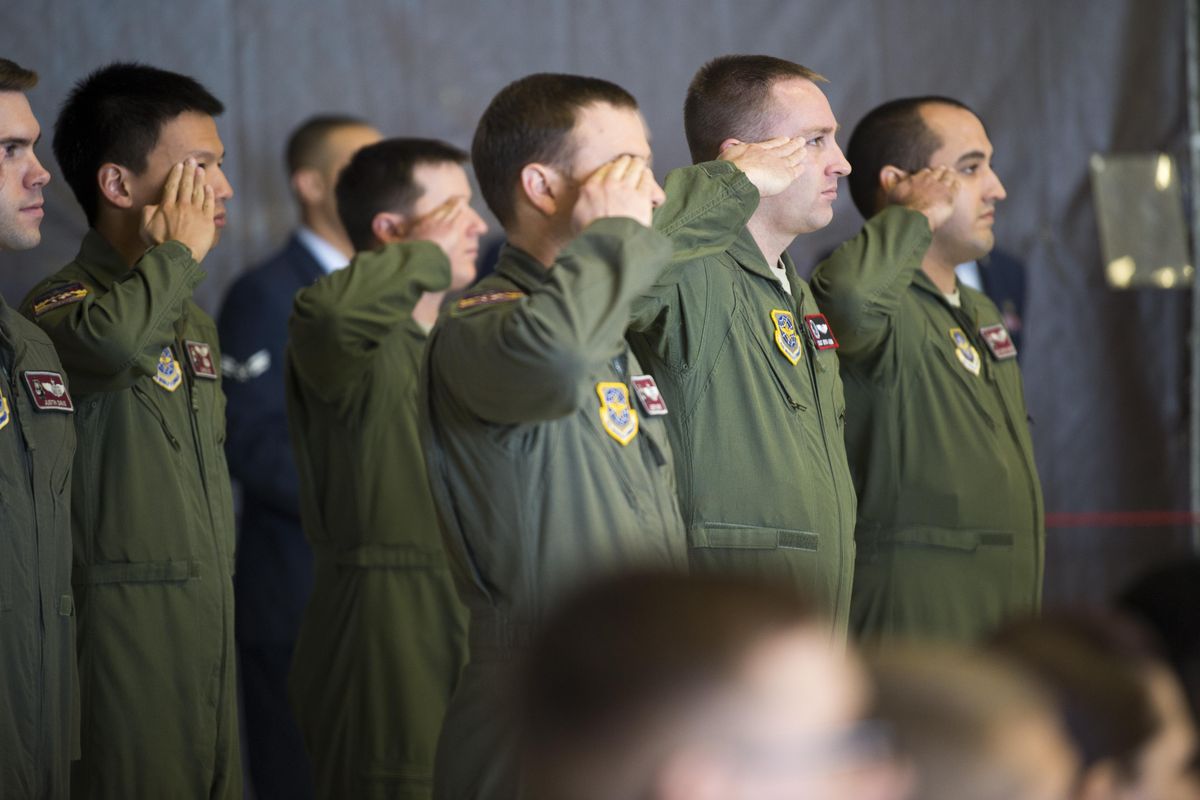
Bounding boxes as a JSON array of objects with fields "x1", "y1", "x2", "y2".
[{"x1": 2, "y1": 0, "x2": 1192, "y2": 604}]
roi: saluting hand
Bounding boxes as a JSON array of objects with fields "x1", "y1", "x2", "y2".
[
  {"x1": 571, "y1": 155, "x2": 663, "y2": 232},
  {"x1": 409, "y1": 196, "x2": 470, "y2": 259},
  {"x1": 140, "y1": 159, "x2": 217, "y2": 263},
  {"x1": 887, "y1": 166, "x2": 960, "y2": 232},
  {"x1": 719, "y1": 136, "x2": 809, "y2": 198}
]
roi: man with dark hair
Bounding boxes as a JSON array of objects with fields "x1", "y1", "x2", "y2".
[
  {"x1": 287, "y1": 137, "x2": 484, "y2": 799},
  {"x1": 218, "y1": 113, "x2": 379, "y2": 800},
  {"x1": 625, "y1": 54, "x2": 858, "y2": 631},
  {"x1": 422, "y1": 72, "x2": 696, "y2": 800},
  {"x1": 20, "y1": 62, "x2": 240, "y2": 797},
  {"x1": 810, "y1": 96, "x2": 1042, "y2": 642},
  {"x1": 0, "y1": 57, "x2": 78, "y2": 800},
  {"x1": 522, "y1": 571, "x2": 907, "y2": 800}
]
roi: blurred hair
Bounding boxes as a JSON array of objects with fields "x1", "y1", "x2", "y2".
[
  {"x1": 683, "y1": 54, "x2": 825, "y2": 164},
  {"x1": 53, "y1": 62, "x2": 224, "y2": 225},
  {"x1": 284, "y1": 113, "x2": 371, "y2": 175},
  {"x1": 846, "y1": 96, "x2": 974, "y2": 218},
  {"x1": 0, "y1": 58, "x2": 38, "y2": 93},
  {"x1": 471, "y1": 73, "x2": 636, "y2": 228},
  {"x1": 521, "y1": 570, "x2": 816, "y2": 800},
  {"x1": 335, "y1": 137, "x2": 467, "y2": 252}
]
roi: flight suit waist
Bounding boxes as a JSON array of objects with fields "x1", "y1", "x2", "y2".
[{"x1": 311, "y1": 542, "x2": 449, "y2": 570}]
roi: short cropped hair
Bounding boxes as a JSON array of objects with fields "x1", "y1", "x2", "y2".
[
  {"x1": 684, "y1": 54, "x2": 825, "y2": 164},
  {"x1": 53, "y1": 62, "x2": 224, "y2": 225},
  {"x1": 521, "y1": 570, "x2": 815, "y2": 800},
  {"x1": 0, "y1": 58, "x2": 38, "y2": 93},
  {"x1": 471, "y1": 73, "x2": 637, "y2": 228},
  {"x1": 335, "y1": 137, "x2": 467, "y2": 252},
  {"x1": 285, "y1": 114, "x2": 371, "y2": 175},
  {"x1": 846, "y1": 95, "x2": 973, "y2": 218}
]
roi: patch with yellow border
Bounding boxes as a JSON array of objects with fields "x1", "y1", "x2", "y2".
[
  {"x1": 596, "y1": 381, "x2": 638, "y2": 445},
  {"x1": 0, "y1": 387, "x2": 10, "y2": 432},
  {"x1": 770, "y1": 309, "x2": 803, "y2": 365},
  {"x1": 949, "y1": 328, "x2": 982, "y2": 376},
  {"x1": 454, "y1": 289, "x2": 526, "y2": 314},
  {"x1": 154, "y1": 346, "x2": 183, "y2": 392},
  {"x1": 32, "y1": 283, "x2": 88, "y2": 317}
]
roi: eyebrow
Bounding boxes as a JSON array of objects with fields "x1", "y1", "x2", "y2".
[
  {"x1": 956, "y1": 150, "x2": 988, "y2": 165},
  {"x1": 617, "y1": 151, "x2": 654, "y2": 168},
  {"x1": 185, "y1": 149, "x2": 225, "y2": 161},
  {"x1": 0, "y1": 134, "x2": 39, "y2": 148},
  {"x1": 800, "y1": 125, "x2": 839, "y2": 138}
]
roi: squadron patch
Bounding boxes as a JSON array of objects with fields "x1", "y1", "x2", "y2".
[
  {"x1": 22, "y1": 371, "x2": 74, "y2": 412},
  {"x1": 0, "y1": 388, "x2": 10, "y2": 432},
  {"x1": 31, "y1": 283, "x2": 88, "y2": 317},
  {"x1": 949, "y1": 328, "x2": 982, "y2": 376},
  {"x1": 455, "y1": 290, "x2": 526, "y2": 312},
  {"x1": 154, "y1": 346, "x2": 183, "y2": 392},
  {"x1": 804, "y1": 314, "x2": 839, "y2": 351},
  {"x1": 630, "y1": 374, "x2": 668, "y2": 416},
  {"x1": 770, "y1": 309, "x2": 803, "y2": 365},
  {"x1": 978, "y1": 323, "x2": 1017, "y2": 361},
  {"x1": 184, "y1": 340, "x2": 219, "y2": 380},
  {"x1": 596, "y1": 381, "x2": 639, "y2": 445}
]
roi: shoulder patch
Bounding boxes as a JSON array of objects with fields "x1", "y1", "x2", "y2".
[
  {"x1": 454, "y1": 289, "x2": 526, "y2": 313},
  {"x1": 32, "y1": 283, "x2": 88, "y2": 317}
]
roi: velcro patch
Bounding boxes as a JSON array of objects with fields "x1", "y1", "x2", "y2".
[
  {"x1": 979, "y1": 323, "x2": 1017, "y2": 360},
  {"x1": 32, "y1": 283, "x2": 88, "y2": 317},
  {"x1": 22, "y1": 371, "x2": 74, "y2": 412},
  {"x1": 631, "y1": 374, "x2": 668, "y2": 416},
  {"x1": 455, "y1": 290, "x2": 525, "y2": 312},
  {"x1": 803, "y1": 314, "x2": 839, "y2": 351},
  {"x1": 184, "y1": 340, "x2": 219, "y2": 380}
]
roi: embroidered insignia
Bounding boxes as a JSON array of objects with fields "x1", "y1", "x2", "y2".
[
  {"x1": 770, "y1": 309, "x2": 803, "y2": 365},
  {"x1": 804, "y1": 314, "x2": 839, "y2": 351},
  {"x1": 154, "y1": 346, "x2": 183, "y2": 392},
  {"x1": 22, "y1": 371, "x2": 74, "y2": 412},
  {"x1": 455, "y1": 290, "x2": 525, "y2": 312},
  {"x1": 596, "y1": 381, "x2": 639, "y2": 445},
  {"x1": 630, "y1": 374, "x2": 668, "y2": 416},
  {"x1": 32, "y1": 282, "x2": 88, "y2": 317},
  {"x1": 949, "y1": 328, "x2": 982, "y2": 376},
  {"x1": 0, "y1": 388, "x2": 10, "y2": 432},
  {"x1": 979, "y1": 323, "x2": 1017, "y2": 361},
  {"x1": 184, "y1": 340, "x2": 218, "y2": 380},
  {"x1": 224, "y1": 349, "x2": 271, "y2": 383}
]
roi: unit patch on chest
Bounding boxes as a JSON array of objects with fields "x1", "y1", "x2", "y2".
[
  {"x1": 22, "y1": 371, "x2": 74, "y2": 412},
  {"x1": 770, "y1": 309, "x2": 803, "y2": 365},
  {"x1": 0, "y1": 387, "x2": 9, "y2": 431},
  {"x1": 154, "y1": 346, "x2": 183, "y2": 392},
  {"x1": 979, "y1": 323, "x2": 1017, "y2": 361},
  {"x1": 630, "y1": 374, "x2": 668, "y2": 416},
  {"x1": 803, "y1": 314, "x2": 839, "y2": 351},
  {"x1": 185, "y1": 340, "x2": 219, "y2": 380},
  {"x1": 949, "y1": 328, "x2": 982, "y2": 376},
  {"x1": 596, "y1": 381, "x2": 639, "y2": 445}
]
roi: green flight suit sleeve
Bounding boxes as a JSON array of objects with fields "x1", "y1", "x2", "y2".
[
  {"x1": 432, "y1": 216, "x2": 671, "y2": 425},
  {"x1": 628, "y1": 161, "x2": 760, "y2": 368},
  {"x1": 288, "y1": 241, "x2": 451, "y2": 405},
  {"x1": 809, "y1": 205, "x2": 933, "y2": 359},
  {"x1": 24, "y1": 241, "x2": 204, "y2": 393}
]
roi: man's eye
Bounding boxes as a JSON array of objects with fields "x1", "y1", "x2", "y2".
[
  {"x1": 3, "y1": 145, "x2": 18, "y2": 157},
  {"x1": 960, "y1": 165, "x2": 979, "y2": 175},
  {"x1": 808, "y1": 137, "x2": 825, "y2": 147}
]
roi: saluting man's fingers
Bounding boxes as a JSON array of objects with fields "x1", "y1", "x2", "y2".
[
  {"x1": 162, "y1": 162, "x2": 184, "y2": 206},
  {"x1": 202, "y1": 185, "x2": 215, "y2": 217},
  {"x1": 606, "y1": 154, "x2": 634, "y2": 183},
  {"x1": 192, "y1": 166, "x2": 206, "y2": 207},
  {"x1": 178, "y1": 159, "x2": 196, "y2": 205}
]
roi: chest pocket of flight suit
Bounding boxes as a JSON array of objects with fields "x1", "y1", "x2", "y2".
[
  {"x1": 927, "y1": 333, "x2": 998, "y2": 432},
  {"x1": 741, "y1": 307, "x2": 809, "y2": 413}
]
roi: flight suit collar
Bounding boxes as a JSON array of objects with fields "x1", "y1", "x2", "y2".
[
  {"x1": 727, "y1": 226, "x2": 806, "y2": 302},
  {"x1": 495, "y1": 243, "x2": 552, "y2": 293},
  {"x1": 912, "y1": 268, "x2": 983, "y2": 324},
  {"x1": 74, "y1": 229, "x2": 135, "y2": 290}
]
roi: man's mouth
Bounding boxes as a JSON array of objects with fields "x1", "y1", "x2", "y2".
[{"x1": 21, "y1": 202, "x2": 44, "y2": 218}]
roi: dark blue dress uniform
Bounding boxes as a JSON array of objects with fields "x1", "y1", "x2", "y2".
[{"x1": 217, "y1": 234, "x2": 322, "y2": 800}]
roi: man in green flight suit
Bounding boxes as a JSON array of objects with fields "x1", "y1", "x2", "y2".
[
  {"x1": 286, "y1": 138, "x2": 486, "y2": 800},
  {"x1": 628, "y1": 54, "x2": 859, "y2": 631},
  {"x1": 21, "y1": 63, "x2": 241, "y2": 797},
  {"x1": 810, "y1": 96, "x2": 1043, "y2": 643},
  {"x1": 421, "y1": 73, "x2": 689, "y2": 800},
  {"x1": 0, "y1": 58, "x2": 78, "y2": 800}
]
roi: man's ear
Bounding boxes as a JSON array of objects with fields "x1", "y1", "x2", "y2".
[
  {"x1": 879, "y1": 165, "x2": 907, "y2": 195},
  {"x1": 291, "y1": 168, "x2": 324, "y2": 207},
  {"x1": 97, "y1": 163, "x2": 135, "y2": 210},
  {"x1": 717, "y1": 137, "x2": 743, "y2": 155},
  {"x1": 519, "y1": 162, "x2": 561, "y2": 217},
  {"x1": 371, "y1": 210, "x2": 407, "y2": 245}
]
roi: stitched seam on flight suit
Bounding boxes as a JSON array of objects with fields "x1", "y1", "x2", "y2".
[{"x1": 657, "y1": 172, "x2": 754, "y2": 238}]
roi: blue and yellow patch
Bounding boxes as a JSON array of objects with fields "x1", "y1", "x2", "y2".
[
  {"x1": 154, "y1": 346, "x2": 183, "y2": 392},
  {"x1": 596, "y1": 381, "x2": 638, "y2": 445},
  {"x1": 949, "y1": 327, "x2": 982, "y2": 376},
  {"x1": 32, "y1": 282, "x2": 88, "y2": 317},
  {"x1": 0, "y1": 388, "x2": 10, "y2": 432},
  {"x1": 770, "y1": 309, "x2": 803, "y2": 365}
]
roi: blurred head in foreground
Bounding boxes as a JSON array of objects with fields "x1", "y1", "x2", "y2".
[
  {"x1": 868, "y1": 645, "x2": 1078, "y2": 800},
  {"x1": 520, "y1": 570, "x2": 908, "y2": 800},
  {"x1": 989, "y1": 611, "x2": 1198, "y2": 800}
]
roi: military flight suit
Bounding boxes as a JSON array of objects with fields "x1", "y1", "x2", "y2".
[
  {"x1": 285, "y1": 242, "x2": 469, "y2": 800},
  {"x1": 21, "y1": 231, "x2": 240, "y2": 798},
  {"x1": 809, "y1": 207, "x2": 1044, "y2": 642},
  {"x1": 422, "y1": 218, "x2": 688, "y2": 800},
  {"x1": 629, "y1": 161, "x2": 857, "y2": 631},
  {"x1": 0, "y1": 296, "x2": 77, "y2": 800}
]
